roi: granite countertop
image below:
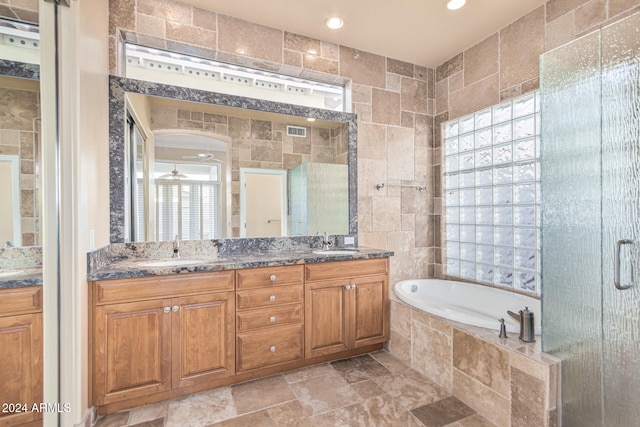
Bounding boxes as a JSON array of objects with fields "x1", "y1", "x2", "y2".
[
  {"x1": 88, "y1": 247, "x2": 394, "y2": 282},
  {"x1": 0, "y1": 267, "x2": 43, "y2": 289}
]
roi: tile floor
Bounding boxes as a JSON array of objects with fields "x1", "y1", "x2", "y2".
[{"x1": 95, "y1": 351, "x2": 496, "y2": 427}]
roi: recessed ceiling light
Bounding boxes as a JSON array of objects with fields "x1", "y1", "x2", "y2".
[
  {"x1": 325, "y1": 16, "x2": 344, "y2": 30},
  {"x1": 445, "y1": 0, "x2": 466, "y2": 10},
  {"x1": 307, "y1": 118, "x2": 316, "y2": 122}
]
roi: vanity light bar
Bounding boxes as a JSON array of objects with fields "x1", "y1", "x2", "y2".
[
  {"x1": 125, "y1": 43, "x2": 344, "y2": 99},
  {"x1": 184, "y1": 67, "x2": 219, "y2": 79},
  {"x1": 0, "y1": 21, "x2": 39, "y2": 49}
]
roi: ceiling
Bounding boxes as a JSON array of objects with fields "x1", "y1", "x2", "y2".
[{"x1": 181, "y1": 0, "x2": 547, "y2": 68}]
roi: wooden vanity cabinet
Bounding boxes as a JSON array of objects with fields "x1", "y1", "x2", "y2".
[
  {"x1": 91, "y1": 258, "x2": 391, "y2": 414},
  {"x1": 0, "y1": 286, "x2": 43, "y2": 427},
  {"x1": 91, "y1": 272, "x2": 234, "y2": 406},
  {"x1": 305, "y1": 258, "x2": 389, "y2": 358},
  {"x1": 235, "y1": 265, "x2": 305, "y2": 373}
]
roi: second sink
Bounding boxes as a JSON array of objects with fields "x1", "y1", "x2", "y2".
[
  {"x1": 139, "y1": 259, "x2": 201, "y2": 267},
  {"x1": 312, "y1": 249, "x2": 359, "y2": 255}
]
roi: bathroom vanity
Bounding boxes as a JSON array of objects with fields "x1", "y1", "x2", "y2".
[
  {"x1": 88, "y1": 250, "x2": 391, "y2": 414},
  {"x1": 88, "y1": 70, "x2": 382, "y2": 415}
]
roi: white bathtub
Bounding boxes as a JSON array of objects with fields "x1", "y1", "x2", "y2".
[{"x1": 394, "y1": 279, "x2": 541, "y2": 334}]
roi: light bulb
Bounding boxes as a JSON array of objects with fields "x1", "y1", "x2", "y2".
[
  {"x1": 325, "y1": 17, "x2": 344, "y2": 30},
  {"x1": 446, "y1": 0, "x2": 466, "y2": 10}
]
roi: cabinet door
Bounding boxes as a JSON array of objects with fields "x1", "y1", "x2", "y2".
[
  {"x1": 0, "y1": 313, "x2": 42, "y2": 426},
  {"x1": 351, "y1": 275, "x2": 389, "y2": 348},
  {"x1": 305, "y1": 281, "x2": 350, "y2": 358},
  {"x1": 172, "y1": 292, "x2": 235, "y2": 389},
  {"x1": 94, "y1": 299, "x2": 172, "y2": 405}
]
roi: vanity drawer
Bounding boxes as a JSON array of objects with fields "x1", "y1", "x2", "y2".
[
  {"x1": 236, "y1": 324, "x2": 304, "y2": 372},
  {"x1": 236, "y1": 265, "x2": 304, "y2": 289},
  {"x1": 0, "y1": 286, "x2": 42, "y2": 316},
  {"x1": 305, "y1": 258, "x2": 388, "y2": 282},
  {"x1": 236, "y1": 285, "x2": 303, "y2": 310},
  {"x1": 94, "y1": 271, "x2": 234, "y2": 305},
  {"x1": 236, "y1": 303, "x2": 303, "y2": 332}
]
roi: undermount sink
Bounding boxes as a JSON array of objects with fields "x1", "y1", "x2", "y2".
[
  {"x1": 312, "y1": 249, "x2": 359, "y2": 255},
  {"x1": 0, "y1": 270, "x2": 23, "y2": 278},
  {"x1": 139, "y1": 259, "x2": 201, "y2": 268}
]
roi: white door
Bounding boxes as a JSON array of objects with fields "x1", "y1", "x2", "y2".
[{"x1": 240, "y1": 168, "x2": 286, "y2": 237}]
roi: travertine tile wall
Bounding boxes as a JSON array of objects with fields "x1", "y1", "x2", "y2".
[
  {"x1": 109, "y1": 0, "x2": 437, "y2": 282},
  {"x1": 0, "y1": 86, "x2": 40, "y2": 246},
  {"x1": 390, "y1": 300, "x2": 561, "y2": 427},
  {"x1": 149, "y1": 104, "x2": 347, "y2": 237},
  {"x1": 432, "y1": 0, "x2": 640, "y2": 277},
  {"x1": 0, "y1": 0, "x2": 38, "y2": 24}
]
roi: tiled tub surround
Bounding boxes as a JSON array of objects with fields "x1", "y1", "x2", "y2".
[{"x1": 389, "y1": 299, "x2": 560, "y2": 427}]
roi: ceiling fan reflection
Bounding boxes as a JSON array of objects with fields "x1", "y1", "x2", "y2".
[{"x1": 182, "y1": 153, "x2": 226, "y2": 163}]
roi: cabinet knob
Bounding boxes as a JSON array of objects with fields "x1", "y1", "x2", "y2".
[
  {"x1": 163, "y1": 306, "x2": 171, "y2": 314},
  {"x1": 270, "y1": 345, "x2": 277, "y2": 353},
  {"x1": 345, "y1": 285, "x2": 351, "y2": 290},
  {"x1": 269, "y1": 316, "x2": 276, "y2": 323},
  {"x1": 352, "y1": 284, "x2": 357, "y2": 290},
  {"x1": 269, "y1": 295, "x2": 276, "y2": 302},
  {"x1": 172, "y1": 305, "x2": 179, "y2": 312},
  {"x1": 269, "y1": 274, "x2": 277, "y2": 281}
]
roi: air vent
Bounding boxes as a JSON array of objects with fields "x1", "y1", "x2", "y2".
[{"x1": 286, "y1": 125, "x2": 307, "y2": 138}]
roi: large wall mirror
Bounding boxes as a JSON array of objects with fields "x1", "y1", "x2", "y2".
[
  {"x1": 0, "y1": 66, "x2": 40, "y2": 248},
  {"x1": 109, "y1": 76, "x2": 357, "y2": 243}
]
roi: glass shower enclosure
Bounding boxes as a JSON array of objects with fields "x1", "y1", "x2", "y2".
[{"x1": 541, "y1": 12, "x2": 640, "y2": 427}]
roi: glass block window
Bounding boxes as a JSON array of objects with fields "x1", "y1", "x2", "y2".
[{"x1": 443, "y1": 91, "x2": 541, "y2": 294}]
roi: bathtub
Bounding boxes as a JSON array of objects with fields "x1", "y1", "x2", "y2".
[{"x1": 394, "y1": 279, "x2": 541, "y2": 334}]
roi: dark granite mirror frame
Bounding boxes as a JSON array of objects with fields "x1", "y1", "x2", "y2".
[{"x1": 109, "y1": 76, "x2": 358, "y2": 244}]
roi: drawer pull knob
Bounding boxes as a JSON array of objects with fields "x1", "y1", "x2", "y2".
[
  {"x1": 269, "y1": 316, "x2": 276, "y2": 322},
  {"x1": 269, "y1": 274, "x2": 277, "y2": 281},
  {"x1": 269, "y1": 295, "x2": 276, "y2": 302},
  {"x1": 270, "y1": 345, "x2": 277, "y2": 353},
  {"x1": 352, "y1": 285, "x2": 357, "y2": 290},
  {"x1": 345, "y1": 285, "x2": 351, "y2": 290},
  {"x1": 163, "y1": 306, "x2": 171, "y2": 314},
  {"x1": 172, "y1": 305, "x2": 179, "y2": 312}
]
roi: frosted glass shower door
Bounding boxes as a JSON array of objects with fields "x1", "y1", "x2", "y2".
[
  {"x1": 541, "y1": 12, "x2": 640, "y2": 427},
  {"x1": 600, "y1": 13, "x2": 640, "y2": 427}
]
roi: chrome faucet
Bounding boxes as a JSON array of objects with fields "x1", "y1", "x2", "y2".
[
  {"x1": 321, "y1": 232, "x2": 332, "y2": 251},
  {"x1": 172, "y1": 235, "x2": 180, "y2": 258},
  {"x1": 507, "y1": 307, "x2": 536, "y2": 342}
]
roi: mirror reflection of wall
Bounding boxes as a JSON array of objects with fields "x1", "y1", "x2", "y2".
[
  {"x1": 124, "y1": 92, "x2": 349, "y2": 242},
  {"x1": 0, "y1": 75, "x2": 40, "y2": 247}
]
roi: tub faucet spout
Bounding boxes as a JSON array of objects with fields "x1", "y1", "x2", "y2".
[{"x1": 508, "y1": 307, "x2": 536, "y2": 343}]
